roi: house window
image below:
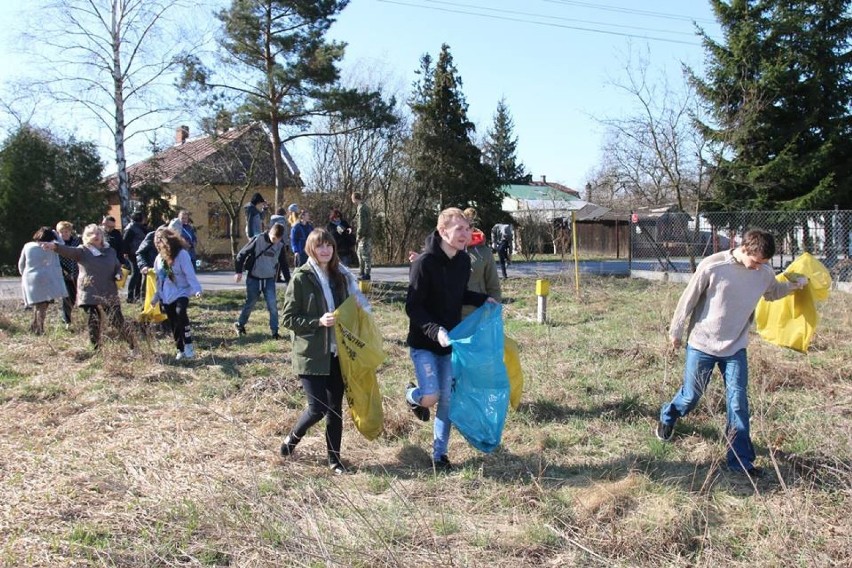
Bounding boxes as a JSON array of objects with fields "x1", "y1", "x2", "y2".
[{"x1": 208, "y1": 202, "x2": 231, "y2": 238}]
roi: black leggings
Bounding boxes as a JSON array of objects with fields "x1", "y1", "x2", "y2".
[
  {"x1": 162, "y1": 296, "x2": 192, "y2": 351},
  {"x1": 81, "y1": 303, "x2": 135, "y2": 349},
  {"x1": 62, "y1": 277, "x2": 77, "y2": 324},
  {"x1": 291, "y1": 357, "x2": 344, "y2": 465}
]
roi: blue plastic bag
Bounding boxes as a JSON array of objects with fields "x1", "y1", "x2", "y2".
[{"x1": 448, "y1": 303, "x2": 510, "y2": 453}]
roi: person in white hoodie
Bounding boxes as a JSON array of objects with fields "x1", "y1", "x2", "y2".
[{"x1": 151, "y1": 227, "x2": 202, "y2": 360}]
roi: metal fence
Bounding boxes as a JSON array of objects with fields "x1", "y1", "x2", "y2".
[{"x1": 630, "y1": 209, "x2": 852, "y2": 281}]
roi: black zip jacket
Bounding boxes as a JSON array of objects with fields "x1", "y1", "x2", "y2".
[{"x1": 406, "y1": 231, "x2": 489, "y2": 354}]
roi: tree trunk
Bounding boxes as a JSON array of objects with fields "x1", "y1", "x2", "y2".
[
  {"x1": 269, "y1": 112, "x2": 286, "y2": 210},
  {"x1": 112, "y1": 0, "x2": 131, "y2": 225}
]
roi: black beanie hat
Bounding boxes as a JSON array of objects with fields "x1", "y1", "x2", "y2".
[{"x1": 250, "y1": 192, "x2": 266, "y2": 205}]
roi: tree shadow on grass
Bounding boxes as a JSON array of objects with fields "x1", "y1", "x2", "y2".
[
  {"x1": 464, "y1": 451, "x2": 790, "y2": 497},
  {"x1": 517, "y1": 398, "x2": 658, "y2": 423}
]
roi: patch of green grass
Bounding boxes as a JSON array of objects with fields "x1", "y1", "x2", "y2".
[
  {"x1": 432, "y1": 515, "x2": 460, "y2": 536},
  {"x1": 197, "y1": 547, "x2": 231, "y2": 566},
  {"x1": 0, "y1": 363, "x2": 27, "y2": 386},
  {"x1": 521, "y1": 522, "x2": 562, "y2": 548},
  {"x1": 365, "y1": 473, "x2": 393, "y2": 494},
  {"x1": 67, "y1": 524, "x2": 111, "y2": 548}
]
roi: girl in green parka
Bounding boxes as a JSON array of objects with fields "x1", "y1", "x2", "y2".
[{"x1": 280, "y1": 228, "x2": 369, "y2": 474}]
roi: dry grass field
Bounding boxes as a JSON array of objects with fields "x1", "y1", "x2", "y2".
[{"x1": 0, "y1": 274, "x2": 849, "y2": 567}]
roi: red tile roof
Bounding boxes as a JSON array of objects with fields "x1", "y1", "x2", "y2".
[{"x1": 106, "y1": 123, "x2": 300, "y2": 191}]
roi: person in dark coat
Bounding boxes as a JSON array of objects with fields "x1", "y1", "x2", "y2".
[
  {"x1": 55, "y1": 221, "x2": 81, "y2": 326},
  {"x1": 122, "y1": 211, "x2": 148, "y2": 303},
  {"x1": 326, "y1": 208, "x2": 355, "y2": 266},
  {"x1": 405, "y1": 207, "x2": 497, "y2": 471}
]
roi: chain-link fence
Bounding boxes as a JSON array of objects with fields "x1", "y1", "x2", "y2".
[{"x1": 630, "y1": 209, "x2": 852, "y2": 281}]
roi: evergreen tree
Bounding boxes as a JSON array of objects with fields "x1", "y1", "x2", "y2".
[
  {"x1": 409, "y1": 44, "x2": 503, "y2": 226},
  {"x1": 0, "y1": 126, "x2": 107, "y2": 265},
  {"x1": 180, "y1": 0, "x2": 396, "y2": 208},
  {"x1": 691, "y1": 0, "x2": 852, "y2": 210},
  {"x1": 483, "y1": 97, "x2": 527, "y2": 184}
]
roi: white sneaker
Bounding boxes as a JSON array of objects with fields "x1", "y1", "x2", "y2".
[
  {"x1": 183, "y1": 344, "x2": 196, "y2": 359},
  {"x1": 176, "y1": 351, "x2": 185, "y2": 360}
]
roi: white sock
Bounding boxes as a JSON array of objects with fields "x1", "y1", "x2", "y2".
[{"x1": 406, "y1": 387, "x2": 419, "y2": 406}]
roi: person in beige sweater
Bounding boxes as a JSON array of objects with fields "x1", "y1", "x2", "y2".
[{"x1": 655, "y1": 229, "x2": 806, "y2": 478}]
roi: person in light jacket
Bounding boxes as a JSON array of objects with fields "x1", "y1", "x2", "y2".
[
  {"x1": 655, "y1": 229, "x2": 807, "y2": 478},
  {"x1": 151, "y1": 228, "x2": 202, "y2": 360},
  {"x1": 233, "y1": 223, "x2": 288, "y2": 339},
  {"x1": 18, "y1": 227, "x2": 68, "y2": 335},
  {"x1": 280, "y1": 228, "x2": 369, "y2": 474}
]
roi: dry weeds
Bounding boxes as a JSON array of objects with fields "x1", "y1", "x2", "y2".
[{"x1": 0, "y1": 277, "x2": 849, "y2": 567}]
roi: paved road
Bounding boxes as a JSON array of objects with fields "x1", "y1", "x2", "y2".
[{"x1": 0, "y1": 260, "x2": 632, "y2": 301}]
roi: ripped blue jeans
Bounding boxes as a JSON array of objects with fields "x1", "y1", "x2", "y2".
[{"x1": 409, "y1": 348, "x2": 454, "y2": 460}]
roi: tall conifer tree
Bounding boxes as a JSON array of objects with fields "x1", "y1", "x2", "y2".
[
  {"x1": 483, "y1": 97, "x2": 527, "y2": 184},
  {"x1": 691, "y1": 0, "x2": 852, "y2": 210},
  {"x1": 409, "y1": 44, "x2": 503, "y2": 224}
]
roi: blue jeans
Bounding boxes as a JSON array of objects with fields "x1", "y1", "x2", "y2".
[
  {"x1": 660, "y1": 346, "x2": 755, "y2": 471},
  {"x1": 409, "y1": 348, "x2": 454, "y2": 460},
  {"x1": 238, "y1": 277, "x2": 278, "y2": 333}
]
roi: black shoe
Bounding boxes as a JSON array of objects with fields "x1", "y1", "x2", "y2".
[
  {"x1": 271, "y1": 332, "x2": 282, "y2": 340},
  {"x1": 655, "y1": 421, "x2": 674, "y2": 442},
  {"x1": 329, "y1": 461, "x2": 348, "y2": 474},
  {"x1": 731, "y1": 465, "x2": 765, "y2": 478},
  {"x1": 433, "y1": 455, "x2": 452, "y2": 472},
  {"x1": 280, "y1": 433, "x2": 300, "y2": 457},
  {"x1": 234, "y1": 322, "x2": 246, "y2": 337},
  {"x1": 406, "y1": 382, "x2": 430, "y2": 421},
  {"x1": 361, "y1": 274, "x2": 371, "y2": 281}
]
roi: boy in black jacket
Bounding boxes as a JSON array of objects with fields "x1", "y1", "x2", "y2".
[{"x1": 405, "y1": 207, "x2": 497, "y2": 471}]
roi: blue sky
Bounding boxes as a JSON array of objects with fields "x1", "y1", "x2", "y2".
[{"x1": 0, "y1": 0, "x2": 720, "y2": 191}]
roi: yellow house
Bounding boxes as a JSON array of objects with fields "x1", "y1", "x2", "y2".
[{"x1": 107, "y1": 123, "x2": 302, "y2": 258}]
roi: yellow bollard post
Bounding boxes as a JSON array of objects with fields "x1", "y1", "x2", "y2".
[
  {"x1": 358, "y1": 279, "x2": 372, "y2": 294},
  {"x1": 536, "y1": 279, "x2": 550, "y2": 324}
]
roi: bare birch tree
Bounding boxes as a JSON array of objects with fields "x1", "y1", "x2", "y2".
[{"x1": 26, "y1": 0, "x2": 193, "y2": 224}]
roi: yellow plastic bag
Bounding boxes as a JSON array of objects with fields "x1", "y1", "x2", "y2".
[
  {"x1": 334, "y1": 296, "x2": 385, "y2": 440},
  {"x1": 116, "y1": 266, "x2": 130, "y2": 289},
  {"x1": 139, "y1": 271, "x2": 167, "y2": 324},
  {"x1": 504, "y1": 335, "x2": 524, "y2": 410},
  {"x1": 755, "y1": 253, "x2": 831, "y2": 352}
]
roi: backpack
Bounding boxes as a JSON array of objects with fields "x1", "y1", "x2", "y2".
[{"x1": 241, "y1": 236, "x2": 274, "y2": 277}]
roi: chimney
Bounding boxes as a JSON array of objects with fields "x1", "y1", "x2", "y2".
[
  {"x1": 540, "y1": 174, "x2": 547, "y2": 184},
  {"x1": 175, "y1": 125, "x2": 189, "y2": 145}
]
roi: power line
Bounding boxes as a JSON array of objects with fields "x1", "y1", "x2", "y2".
[
  {"x1": 422, "y1": 0, "x2": 697, "y2": 38},
  {"x1": 539, "y1": 0, "x2": 717, "y2": 25},
  {"x1": 376, "y1": 0, "x2": 703, "y2": 46}
]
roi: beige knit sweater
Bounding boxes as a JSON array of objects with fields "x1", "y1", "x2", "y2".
[{"x1": 670, "y1": 250, "x2": 795, "y2": 357}]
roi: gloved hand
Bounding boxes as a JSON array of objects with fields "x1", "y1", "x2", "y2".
[
  {"x1": 437, "y1": 327, "x2": 451, "y2": 348},
  {"x1": 788, "y1": 274, "x2": 809, "y2": 290}
]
